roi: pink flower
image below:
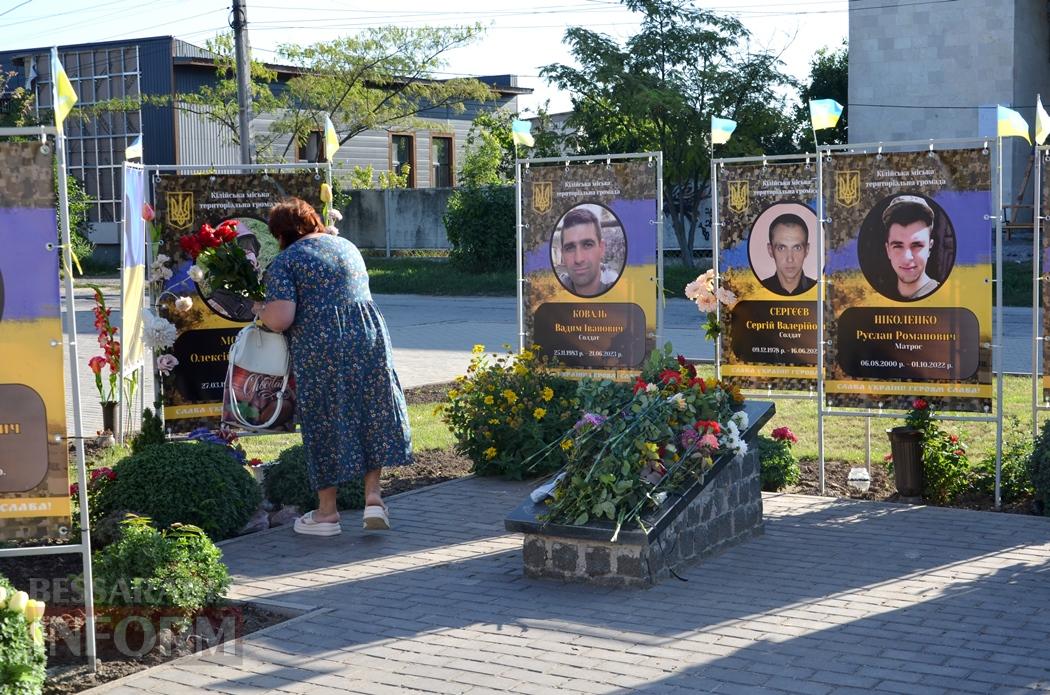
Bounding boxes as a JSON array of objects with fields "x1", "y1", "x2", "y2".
[
  {"x1": 156, "y1": 354, "x2": 179, "y2": 376},
  {"x1": 142, "y1": 203, "x2": 155, "y2": 222},
  {"x1": 912, "y1": 398, "x2": 928, "y2": 410},
  {"x1": 699, "y1": 433, "x2": 720, "y2": 451}
]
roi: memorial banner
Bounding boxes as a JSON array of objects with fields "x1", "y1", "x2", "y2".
[
  {"x1": 717, "y1": 161, "x2": 818, "y2": 390},
  {"x1": 522, "y1": 159, "x2": 658, "y2": 380},
  {"x1": 823, "y1": 149, "x2": 992, "y2": 411},
  {"x1": 154, "y1": 172, "x2": 323, "y2": 432},
  {"x1": 1042, "y1": 153, "x2": 1050, "y2": 402},
  {"x1": 0, "y1": 141, "x2": 71, "y2": 540},
  {"x1": 121, "y1": 164, "x2": 146, "y2": 372}
]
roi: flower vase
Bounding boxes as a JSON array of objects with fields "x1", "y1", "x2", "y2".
[{"x1": 100, "y1": 401, "x2": 118, "y2": 435}]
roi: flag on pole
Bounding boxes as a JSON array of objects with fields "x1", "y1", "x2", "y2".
[
  {"x1": 51, "y1": 49, "x2": 78, "y2": 132},
  {"x1": 711, "y1": 116, "x2": 737, "y2": 145},
  {"x1": 125, "y1": 134, "x2": 143, "y2": 160},
  {"x1": 1036, "y1": 95, "x2": 1050, "y2": 146},
  {"x1": 997, "y1": 105, "x2": 1031, "y2": 144},
  {"x1": 324, "y1": 115, "x2": 340, "y2": 162},
  {"x1": 809, "y1": 99, "x2": 843, "y2": 130},
  {"x1": 511, "y1": 119, "x2": 534, "y2": 148}
]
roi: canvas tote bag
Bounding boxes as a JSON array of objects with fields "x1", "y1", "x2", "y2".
[{"x1": 222, "y1": 322, "x2": 297, "y2": 432}]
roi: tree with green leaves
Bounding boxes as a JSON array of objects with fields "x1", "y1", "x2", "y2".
[
  {"x1": 541, "y1": 0, "x2": 796, "y2": 268},
  {"x1": 459, "y1": 106, "x2": 565, "y2": 187},
  {"x1": 271, "y1": 25, "x2": 494, "y2": 159},
  {"x1": 796, "y1": 42, "x2": 848, "y2": 148}
]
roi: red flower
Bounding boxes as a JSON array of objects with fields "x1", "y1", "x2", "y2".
[
  {"x1": 198, "y1": 226, "x2": 221, "y2": 248},
  {"x1": 689, "y1": 377, "x2": 707, "y2": 392},
  {"x1": 954, "y1": 449, "x2": 965, "y2": 457},
  {"x1": 884, "y1": 453, "x2": 893, "y2": 462},
  {"x1": 912, "y1": 398, "x2": 929, "y2": 410},
  {"x1": 687, "y1": 364, "x2": 697, "y2": 378},
  {"x1": 249, "y1": 458, "x2": 264, "y2": 467},
  {"x1": 69, "y1": 483, "x2": 79, "y2": 497},
  {"x1": 633, "y1": 377, "x2": 648, "y2": 394},
  {"x1": 179, "y1": 234, "x2": 202, "y2": 258},
  {"x1": 659, "y1": 369, "x2": 682, "y2": 385},
  {"x1": 88, "y1": 356, "x2": 106, "y2": 375},
  {"x1": 677, "y1": 355, "x2": 688, "y2": 367},
  {"x1": 216, "y1": 220, "x2": 239, "y2": 242},
  {"x1": 949, "y1": 434, "x2": 958, "y2": 443},
  {"x1": 695, "y1": 420, "x2": 720, "y2": 435},
  {"x1": 771, "y1": 426, "x2": 798, "y2": 444}
]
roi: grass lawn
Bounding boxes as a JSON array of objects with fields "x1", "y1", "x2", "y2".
[
  {"x1": 237, "y1": 402, "x2": 454, "y2": 462},
  {"x1": 365, "y1": 257, "x2": 516, "y2": 296}
]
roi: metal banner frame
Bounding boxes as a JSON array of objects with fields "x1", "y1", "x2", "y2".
[
  {"x1": 140, "y1": 162, "x2": 332, "y2": 427},
  {"x1": 1033, "y1": 145, "x2": 1048, "y2": 436},
  {"x1": 816, "y1": 137, "x2": 1004, "y2": 507},
  {"x1": 0, "y1": 125, "x2": 97, "y2": 671},
  {"x1": 514, "y1": 152, "x2": 664, "y2": 374}
]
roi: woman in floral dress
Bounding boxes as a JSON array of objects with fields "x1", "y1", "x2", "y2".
[{"x1": 255, "y1": 197, "x2": 412, "y2": 536}]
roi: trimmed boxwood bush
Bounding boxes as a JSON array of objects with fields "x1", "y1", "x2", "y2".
[
  {"x1": 89, "y1": 515, "x2": 229, "y2": 621},
  {"x1": 92, "y1": 442, "x2": 261, "y2": 540},
  {"x1": 264, "y1": 445, "x2": 365, "y2": 511},
  {"x1": 443, "y1": 185, "x2": 515, "y2": 272},
  {"x1": 0, "y1": 574, "x2": 46, "y2": 695}
]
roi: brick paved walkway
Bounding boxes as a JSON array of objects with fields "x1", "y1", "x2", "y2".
[{"x1": 90, "y1": 482, "x2": 1050, "y2": 694}]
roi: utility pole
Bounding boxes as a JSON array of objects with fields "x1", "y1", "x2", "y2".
[{"x1": 231, "y1": 0, "x2": 254, "y2": 164}]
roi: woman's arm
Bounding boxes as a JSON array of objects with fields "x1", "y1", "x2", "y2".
[{"x1": 253, "y1": 300, "x2": 296, "y2": 332}]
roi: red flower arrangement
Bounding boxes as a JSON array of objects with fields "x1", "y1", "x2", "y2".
[
  {"x1": 87, "y1": 286, "x2": 120, "y2": 403},
  {"x1": 771, "y1": 426, "x2": 798, "y2": 444},
  {"x1": 178, "y1": 220, "x2": 264, "y2": 301}
]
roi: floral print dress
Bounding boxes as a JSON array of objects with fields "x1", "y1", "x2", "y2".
[{"x1": 265, "y1": 235, "x2": 412, "y2": 489}]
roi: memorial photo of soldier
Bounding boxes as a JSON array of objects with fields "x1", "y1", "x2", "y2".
[
  {"x1": 858, "y1": 193, "x2": 956, "y2": 302},
  {"x1": 550, "y1": 203, "x2": 627, "y2": 298},
  {"x1": 746, "y1": 201, "x2": 819, "y2": 297}
]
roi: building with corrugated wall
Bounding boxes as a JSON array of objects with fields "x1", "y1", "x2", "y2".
[{"x1": 0, "y1": 36, "x2": 530, "y2": 254}]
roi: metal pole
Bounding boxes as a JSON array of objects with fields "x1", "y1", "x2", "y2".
[
  {"x1": 656, "y1": 153, "x2": 664, "y2": 351},
  {"x1": 816, "y1": 149, "x2": 827, "y2": 496},
  {"x1": 516, "y1": 159, "x2": 524, "y2": 352},
  {"x1": 231, "y1": 0, "x2": 254, "y2": 165},
  {"x1": 1034, "y1": 146, "x2": 1043, "y2": 438},
  {"x1": 711, "y1": 152, "x2": 721, "y2": 381},
  {"x1": 51, "y1": 47, "x2": 96, "y2": 673},
  {"x1": 994, "y1": 139, "x2": 1004, "y2": 510}
]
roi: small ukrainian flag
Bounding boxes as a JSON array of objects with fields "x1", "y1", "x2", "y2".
[
  {"x1": 997, "y1": 105, "x2": 1031, "y2": 144},
  {"x1": 511, "y1": 119, "x2": 534, "y2": 148},
  {"x1": 809, "y1": 99, "x2": 843, "y2": 131},
  {"x1": 711, "y1": 116, "x2": 736, "y2": 145},
  {"x1": 51, "y1": 48, "x2": 78, "y2": 133},
  {"x1": 324, "y1": 115, "x2": 340, "y2": 162}
]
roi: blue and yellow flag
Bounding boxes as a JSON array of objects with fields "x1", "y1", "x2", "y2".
[
  {"x1": 324, "y1": 115, "x2": 340, "y2": 162},
  {"x1": 51, "y1": 49, "x2": 78, "y2": 132},
  {"x1": 1037, "y1": 96, "x2": 1050, "y2": 146},
  {"x1": 511, "y1": 119, "x2": 534, "y2": 148},
  {"x1": 711, "y1": 116, "x2": 736, "y2": 145},
  {"x1": 809, "y1": 99, "x2": 843, "y2": 131},
  {"x1": 997, "y1": 105, "x2": 1031, "y2": 144}
]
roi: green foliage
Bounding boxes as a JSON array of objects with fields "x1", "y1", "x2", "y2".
[
  {"x1": 905, "y1": 399, "x2": 968, "y2": 505},
  {"x1": 271, "y1": 26, "x2": 493, "y2": 159},
  {"x1": 89, "y1": 515, "x2": 230, "y2": 621},
  {"x1": 92, "y1": 442, "x2": 261, "y2": 540},
  {"x1": 459, "y1": 108, "x2": 564, "y2": 187},
  {"x1": 1028, "y1": 420, "x2": 1050, "y2": 514},
  {"x1": 795, "y1": 42, "x2": 848, "y2": 148},
  {"x1": 541, "y1": 0, "x2": 796, "y2": 268},
  {"x1": 0, "y1": 69, "x2": 35, "y2": 128},
  {"x1": 969, "y1": 418, "x2": 1034, "y2": 504},
  {"x1": 0, "y1": 575, "x2": 46, "y2": 695},
  {"x1": 263, "y1": 445, "x2": 365, "y2": 510},
  {"x1": 757, "y1": 436, "x2": 800, "y2": 492},
  {"x1": 441, "y1": 346, "x2": 579, "y2": 479},
  {"x1": 131, "y1": 408, "x2": 166, "y2": 455},
  {"x1": 63, "y1": 174, "x2": 94, "y2": 262},
  {"x1": 443, "y1": 185, "x2": 515, "y2": 272}
]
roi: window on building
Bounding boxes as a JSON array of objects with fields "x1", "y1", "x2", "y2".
[
  {"x1": 297, "y1": 130, "x2": 323, "y2": 162},
  {"x1": 432, "y1": 135, "x2": 453, "y2": 188},
  {"x1": 390, "y1": 133, "x2": 415, "y2": 187}
]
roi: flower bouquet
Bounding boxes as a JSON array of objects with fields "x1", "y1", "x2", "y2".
[
  {"x1": 685, "y1": 268, "x2": 738, "y2": 339},
  {"x1": 179, "y1": 220, "x2": 264, "y2": 301},
  {"x1": 86, "y1": 286, "x2": 120, "y2": 405},
  {"x1": 536, "y1": 345, "x2": 746, "y2": 540}
]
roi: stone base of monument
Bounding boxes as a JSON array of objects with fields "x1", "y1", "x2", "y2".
[{"x1": 504, "y1": 401, "x2": 774, "y2": 588}]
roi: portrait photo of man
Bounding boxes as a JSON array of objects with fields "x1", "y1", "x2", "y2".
[
  {"x1": 760, "y1": 213, "x2": 817, "y2": 296},
  {"x1": 881, "y1": 195, "x2": 939, "y2": 300},
  {"x1": 551, "y1": 204, "x2": 626, "y2": 298},
  {"x1": 857, "y1": 192, "x2": 955, "y2": 303}
]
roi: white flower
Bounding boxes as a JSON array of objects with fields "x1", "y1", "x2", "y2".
[
  {"x1": 667, "y1": 393, "x2": 687, "y2": 410},
  {"x1": 716, "y1": 286, "x2": 738, "y2": 310},
  {"x1": 174, "y1": 296, "x2": 193, "y2": 313},
  {"x1": 149, "y1": 255, "x2": 173, "y2": 283},
  {"x1": 154, "y1": 253, "x2": 170, "y2": 265},
  {"x1": 727, "y1": 419, "x2": 740, "y2": 438},
  {"x1": 730, "y1": 410, "x2": 749, "y2": 432},
  {"x1": 694, "y1": 295, "x2": 718, "y2": 313},
  {"x1": 729, "y1": 437, "x2": 748, "y2": 457},
  {"x1": 188, "y1": 265, "x2": 205, "y2": 283},
  {"x1": 325, "y1": 225, "x2": 339, "y2": 235},
  {"x1": 328, "y1": 208, "x2": 343, "y2": 222},
  {"x1": 645, "y1": 383, "x2": 658, "y2": 394},
  {"x1": 155, "y1": 354, "x2": 179, "y2": 376},
  {"x1": 141, "y1": 309, "x2": 178, "y2": 350}
]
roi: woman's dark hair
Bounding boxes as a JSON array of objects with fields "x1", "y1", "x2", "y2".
[{"x1": 268, "y1": 197, "x2": 326, "y2": 249}]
